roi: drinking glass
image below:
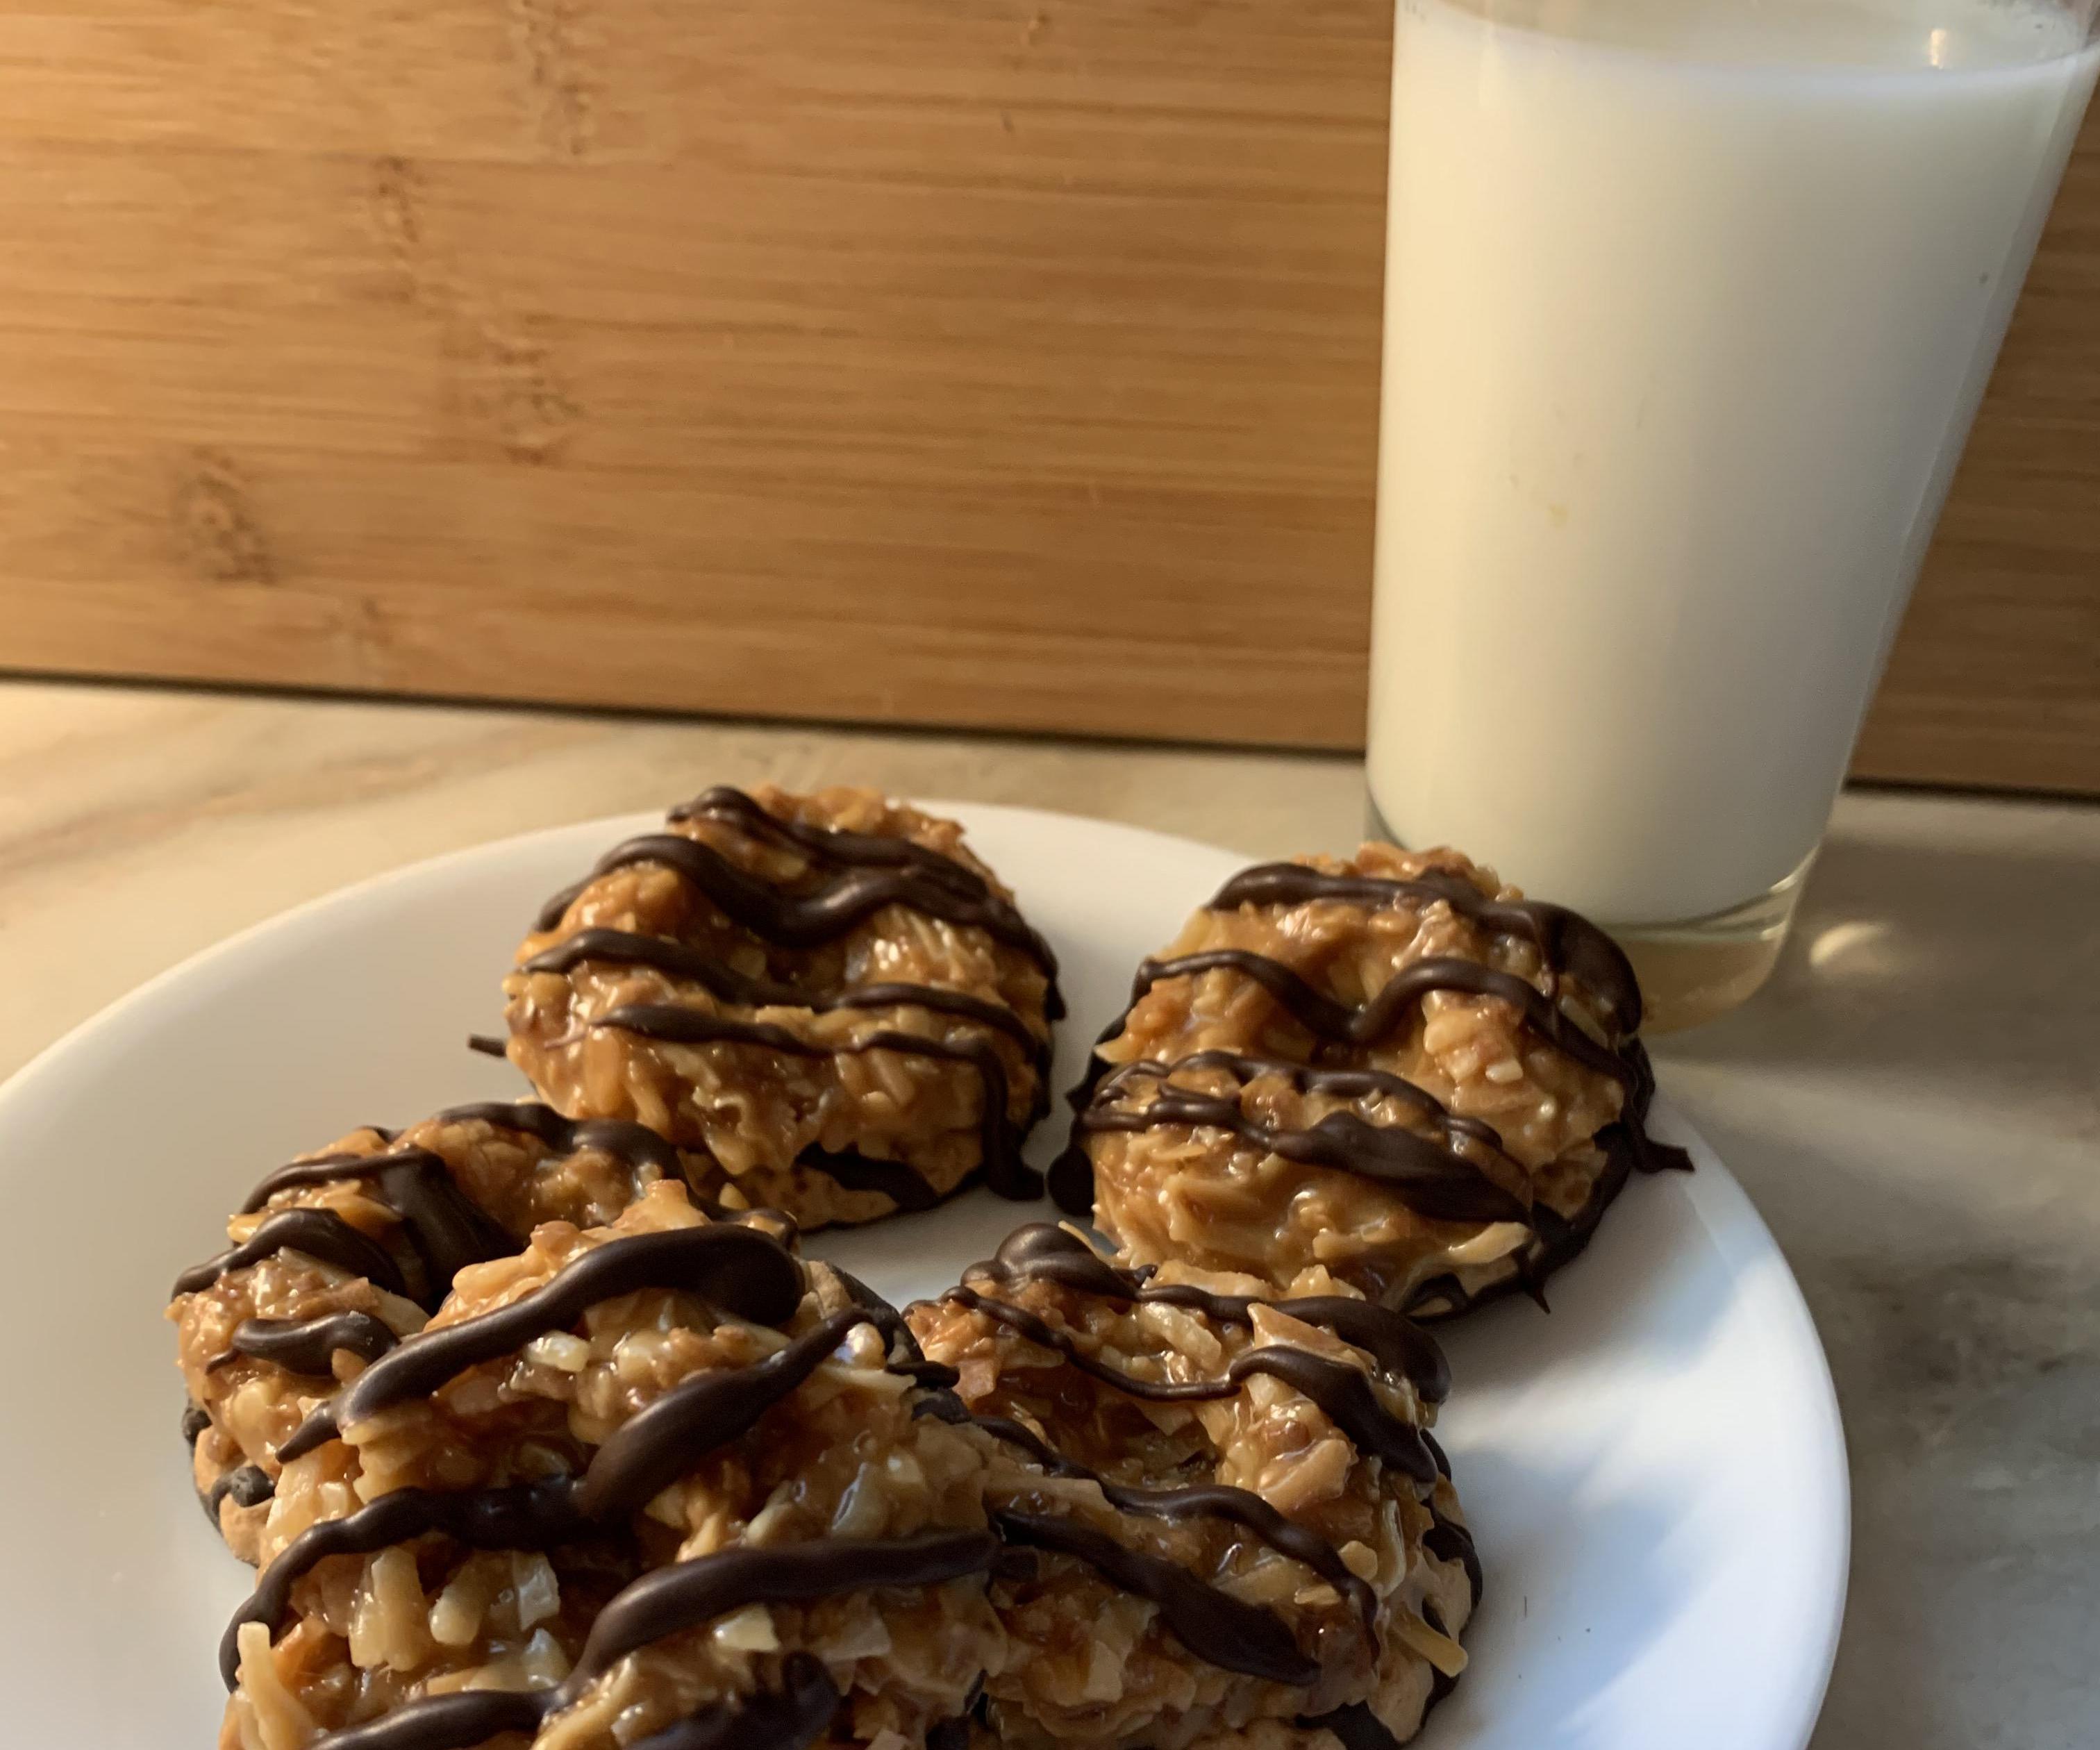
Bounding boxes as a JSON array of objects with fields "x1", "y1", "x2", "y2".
[{"x1": 1367, "y1": 0, "x2": 2099, "y2": 1027}]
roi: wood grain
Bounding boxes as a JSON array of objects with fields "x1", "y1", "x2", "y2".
[
  {"x1": 1851, "y1": 115, "x2": 2100, "y2": 794},
  {"x1": 0, "y1": 0, "x2": 2090, "y2": 787}
]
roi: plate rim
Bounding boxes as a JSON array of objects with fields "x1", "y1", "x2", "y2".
[{"x1": 0, "y1": 797, "x2": 1851, "y2": 1750}]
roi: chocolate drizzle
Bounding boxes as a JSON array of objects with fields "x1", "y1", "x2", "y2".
[
  {"x1": 301, "y1": 1692, "x2": 542, "y2": 1750},
  {"x1": 959, "y1": 1408, "x2": 1377, "y2": 1634},
  {"x1": 426, "y1": 1100, "x2": 689, "y2": 1180},
  {"x1": 1212, "y1": 862, "x2": 1641, "y2": 1031},
  {"x1": 596, "y1": 1001, "x2": 1043, "y2": 1201},
  {"x1": 576, "y1": 1305, "x2": 890, "y2": 1521},
  {"x1": 627, "y1": 1651, "x2": 840, "y2": 1750},
  {"x1": 524, "y1": 927, "x2": 1051, "y2": 1072},
  {"x1": 190, "y1": 1101, "x2": 688, "y2": 1320},
  {"x1": 675, "y1": 785, "x2": 1001, "y2": 893},
  {"x1": 203, "y1": 1463, "x2": 274, "y2": 1523},
  {"x1": 1068, "y1": 1051, "x2": 1530, "y2": 1227},
  {"x1": 233, "y1": 1147, "x2": 508, "y2": 1308},
  {"x1": 993, "y1": 1507, "x2": 1319, "y2": 1685},
  {"x1": 574, "y1": 1531, "x2": 1001, "y2": 1688},
  {"x1": 278, "y1": 1223, "x2": 806, "y2": 1462},
  {"x1": 174, "y1": 1210, "x2": 407, "y2": 1301},
  {"x1": 969, "y1": 1225, "x2": 1449, "y2": 1403},
  {"x1": 534, "y1": 787, "x2": 1059, "y2": 994},
  {"x1": 946, "y1": 1284, "x2": 1437, "y2": 1484},
  {"x1": 208, "y1": 1311, "x2": 399, "y2": 1376},
  {"x1": 1133, "y1": 950, "x2": 1628, "y2": 1086},
  {"x1": 794, "y1": 1147, "x2": 946, "y2": 1213},
  {"x1": 1299, "y1": 1699, "x2": 1407, "y2": 1750},
  {"x1": 224, "y1": 1483, "x2": 590, "y2": 1685},
  {"x1": 261, "y1": 1533, "x2": 1004, "y2": 1750}
]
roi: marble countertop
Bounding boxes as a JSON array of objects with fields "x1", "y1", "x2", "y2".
[{"x1": 7, "y1": 678, "x2": 2094, "y2": 1750}]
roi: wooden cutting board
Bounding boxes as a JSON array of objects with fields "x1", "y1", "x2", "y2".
[{"x1": 0, "y1": 0, "x2": 2091, "y2": 790}]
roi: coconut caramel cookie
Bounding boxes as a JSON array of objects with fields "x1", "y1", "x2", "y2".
[
  {"x1": 908, "y1": 1226, "x2": 1478, "y2": 1750},
  {"x1": 503, "y1": 785, "x2": 1061, "y2": 1231},
  {"x1": 171, "y1": 1100, "x2": 692, "y2": 1562},
  {"x1": 1053, "y1": 846, "x2": 1688, "y2": 1317},
  {"x1": 218, "y1": 1183, "x2": 1011, "y2": 1750}
]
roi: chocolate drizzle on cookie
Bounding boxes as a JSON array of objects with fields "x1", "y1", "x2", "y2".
[
  {"x1": 792, "y1": 1146, "x2": 947, "y2": 1213},
  {"x1": 235, "y1": 1148, "x2": 511, "y2": 1300},
  {"x1": 1299, "y1": 1698, "x2": 1409, "y2": 1750},
  {"x1": 236, "y1": 1531, "x2": 1001, "y2": 1750},
  {"x1": 222, "y1": 1223, "x2": 1000, "y2": 1750},
  {"x1": 174, "y1": 1209, "x2": 408, "y2": 1301},
  {"x1": 593, "y1": 1001, "x2": 1044, "y2": 1203},
  {"x1": 524, "y1": 928, "x2": 1051, "y2": 1069},
  {"x1": 224, "y1": 1481, "x2": 591, "y2": 1684},
  {"x1": 575, "y1": 1302, "x2": 939, "y2": 1520},
  {"x1": 967, "y1": 1225, "x2": 1449, "y2": 1403},
  {"x1": 276, "y1": 1222, "x2": 806, "y2": 1461},
  {"x1": 1051, "y1": 858, "x2": 1692, "y2": 1287},
  {"x1": 536, "y1": 786, "x2": 1060, "y2": 993},
  {"x1": 1097, "y1": 947, "x2": 1626, "y2": 1099},
  {"x1": 207, "y1": 1310, "x2": 400, "y2": 1376},
  {"x1": 1213, "y1": 862, "x2": 1642, "y2": 1030},
  {"x1": 203, "y1": 1463, "x2": 275, "y2": 1522},
  {"x1": 946, "y1": 1282, "x2": 1438, "y2": 1483},
  {"x1": 941, "y1": 1402, "x2": 1378, "y2": 1635},
  {"x1": 922, "y1": 1226, "x2": 1472, "y2": 1695},
  {"x1": 578, "y1": 1530, "x2": 1005, "y2": 1690},
  {"x1": 627, "y1": 1651, "x2": 840, "y2": 1750},
  {"x1": 182, "y1": 1101, "x2": 690, "y2": 1319},
  {"x1": 517, "y1": 786, "x2": 1061, "y2": 1212},
  {"x1": 993, "y1": 1507, "x2": 1321, "y2": 1685},
  {"x1": 1068, "y1": 1051, "x2": 1531, "y2": 1226}
]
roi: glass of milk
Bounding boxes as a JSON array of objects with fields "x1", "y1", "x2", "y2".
[{"x1": 1367, "y1": 0, "x2": 2099, "y2": 1027}]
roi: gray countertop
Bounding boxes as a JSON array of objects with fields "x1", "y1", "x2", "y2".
[
  {"x1": 1658, "y1": 791, "x2": 2099, "y2": 1750},
  {"x1": 7, "y1": 678, "x2": 2093, "y2": 1749}
]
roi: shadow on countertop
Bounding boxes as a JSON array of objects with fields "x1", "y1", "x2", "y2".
[{"x1": 1659, "y1": 824, "x2": 2098, "y2": 1110}]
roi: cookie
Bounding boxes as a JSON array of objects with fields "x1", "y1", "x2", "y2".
[
  {"x1": 170, "y1": 1101, "x2": 690, "y2": 1562},
  {"x1": 1052, "y1": 847, "x2": 1688, "y2": 1316},
  {"x1": 503, "y1": 785, "x2": 1062, "y2": 1230},
  {"x1": 219, "y1": 1182, "x2": 1008, "y2": 1750},
  {"x1": 908, "y1": 1226, "x2": 1478, "y2": 1749}
]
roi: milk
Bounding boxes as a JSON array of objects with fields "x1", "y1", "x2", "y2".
[{"x1": 1368, "y1": 0, "x2": 2098, "y2": 924}]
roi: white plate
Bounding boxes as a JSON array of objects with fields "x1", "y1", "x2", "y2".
[{"x1": 0, "y1": 803, "x2": 1847, "y2": 1749}]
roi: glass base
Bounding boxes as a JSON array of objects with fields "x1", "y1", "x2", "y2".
[
  {"x1": 1604, "y1": 856, "x2": 1810, "y2": 1033},
  {"x1": 1365, "y1": 802, "x2": 1811, "y2": 1033}
]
